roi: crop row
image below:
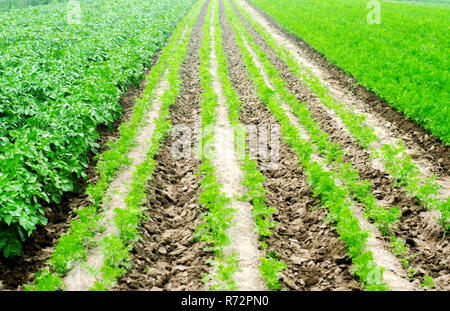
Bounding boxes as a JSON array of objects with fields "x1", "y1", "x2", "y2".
[
  {"x1": 224, "y1": 0, "x2": 390, "y2": 290},
  {"x1": 231, "y1": 0, "x2": 446, "y2": 287},
  {"x1": 193, "y1": 0, "x2": 239, "y2": 290},
  {"x1": 193, "y1": 0, "x2": 284, "y2": 290},
  {"x1": 212, "y1": 0, "x2": 285, "y2": 290}
]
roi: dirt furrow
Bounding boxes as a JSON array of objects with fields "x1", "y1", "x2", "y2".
[
  {"x1": 209, "y1": 2, "x2": 266, "y2": 290},
  {"x1": 113, "y1": 1, "x2": 212, "y2": 291},
  {"x1": 219, "y1": 0, "x2": 361, "y2": 291},
  {"x1": 232, "y1": 0, "x2": 450, "y2": 290}
]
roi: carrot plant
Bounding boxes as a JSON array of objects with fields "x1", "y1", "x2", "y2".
[
  {"x1": 376, "y1": 141, "x2": 449, "y2": 231},
  {"x1": 421, "y1": 275, "x2": 435, "y2": 290}
]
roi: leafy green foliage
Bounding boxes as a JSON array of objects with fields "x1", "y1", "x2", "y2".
[
  {"x1": 250, "y1": 0, "x2": 450, "y2": 145},
  {"x1": 24, "y1": 0, "x2": 203, "y2": 290},
  {"x1": 377, "y1": 141, "x2": 448, "y2": 231},
  {"x1": 234, "y1": 0, "x2": 377, "y2": 148},
  {"x1": 421, "y1": 275, "x2": 435, "y2": 290},
  {"x1": 259, "y1": 256, "x2": 286, "y2": 291},
  {"x1": 0, "y1": 0, "x2": 196, "y2": 257},
  {"x1": 352, "y1": 252, "x2": 390, "y2": 291},
  {"x1": 193, "y1": 1, "x2": 236, "y2": 261},
  {"x1": 23, "y1": 268, "x2": 65, "y2": 291},
  {"x1": 213, "y1": 3, "x2": 282, "y2": 289},
  {"x1": 207, "y1": 0, "x2": 280, "y2": 288},
  {"x1": 48, "y1": 205, "x2": 105, "y2": 274},
  {"x1": 378, "y1": 142, "x2": 420, "y2": 188},
  {"x1": 89, "y1": 0, "x2": 206, "y2": 290},
  {"x1": 0, "y1": 0, "x2": 57, "y2": 11},
  {"x1": 389, "y1": 235, "x2": 414, "y2": 270},
  {"x1": 235, "y1": 0, "x2": 448, "y2": 232},
  {"x1": 232, "y1": 0, "x2": 401, "y2": 237},
  {"x1": 204, "y1": 254, "x2": 240, "y2": 291},
  {"x1": 436, "y1": 197, "x2": 450, "y2": 232}
]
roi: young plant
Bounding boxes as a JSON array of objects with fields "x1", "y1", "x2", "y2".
[
  {"x1": 259, "y1": 256, "x2": 286, "y2": 291},
  {"x1": 23, "y1": 269, "x2": 65, "y2": 291},
  {"x1": 421, "y1": 275, "x2": 435, "y2": 290}
]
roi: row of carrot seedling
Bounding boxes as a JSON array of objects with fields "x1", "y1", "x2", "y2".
[
  {"x1": 193, "y1": 0, "x2": 239, "y2": 290},
  {"x1": 89, "y1": 0, "x2": 206, "y2": 289}
]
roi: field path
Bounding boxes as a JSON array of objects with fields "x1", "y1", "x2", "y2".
[{"x1": 208, "y1": 1, "x2": 266, "y2": 290}]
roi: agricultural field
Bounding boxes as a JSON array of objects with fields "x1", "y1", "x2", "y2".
[
  {"x1": 0, "y1": 0, "x2": 448, "y2": 292},
  {"x1": 250, "y1": 0, "x2": 450, "y2": 144}
]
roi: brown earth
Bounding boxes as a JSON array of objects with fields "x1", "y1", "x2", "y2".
[
  {"x1": 0, "y1": 56, "x2": 158, "y2": 290},
  {"x1": 232, "y1": 1, "x2": 449, "y2": 290},
  {"x1": 244, "y1": 0, "x2": 450, "y2": 177},
  {"x1": 219, "y1": 0, "x2": 361, "y2": 291},
  {"x1": 112, "y1": 0, "x2": 213, "y2": 291}
]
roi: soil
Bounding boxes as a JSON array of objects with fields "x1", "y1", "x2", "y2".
[
  {"x1": 219, "y1": 0, "x2": 361, "y2": 291},
  {"x1": 112, "y1": 0, "x2": 213, "y2": 291}
]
